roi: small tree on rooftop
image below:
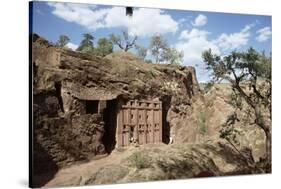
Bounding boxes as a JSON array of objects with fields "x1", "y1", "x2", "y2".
[
  {"x1": 94, "y1": 37, "x2": 113, "y2": 57},
  {"x1": 77, "y1": 33, "x2": 95, "y2": 53},
  {"x1": 149, "y1": 34, "x2": 168, "y2": 63},
  {"x1": 149, "y1": 34, "x2": 184, "y2": 64},
  {"x1": 135, "y1": 44, "x2": 148, "y2": 60},
  {"x1": 162, "y1": 47, "x2": 184, "y2": 64},
  {"x1": 110, "y1": 30, "x2": 137, "y2": 52},
  {"x1": 56, "y1": 35, "x2": 70, "y2": 48},
  {"x1": 202, "y1": 47, "x2": 271, "y2": 166}
]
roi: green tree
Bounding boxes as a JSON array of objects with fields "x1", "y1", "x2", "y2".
[
  {"x1": 95, "y1": 37, "x2": 113, "y2": 57},
  {"x1": 202, "y1": 48, "x2": 272, "y2": 164},
  {"x1": 77, "y1": 33, "x2": 95, "y2": 53},
  {"x1": 110, "y1": 31, "x2": 137, "y2": 52},
  {"x1": 162, "y1": 47, "x2": 184, "y2": 64},
  {"x1": 149, "y1": 34, "x2": 168, "y2": 63},
  {"x1": 56, "y1": 35, "x2": 70, "y2": 48},
  {"x1": 135, "y1": 44, "x2": 147, "y2": 60},
  {"x1": 145, "y1": 59, "x2": 152, "y2": 64}
]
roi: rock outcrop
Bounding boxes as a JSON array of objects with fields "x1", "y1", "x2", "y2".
[
  {"x1": 32, "y1": 33, "x2": 201, "y2": 185},
  {"x1": 31, "y1": 34, "x2": 268, "y2": 187},
  {"x1": 202, "y1": 84, "x2": 267, "y2": 161}
]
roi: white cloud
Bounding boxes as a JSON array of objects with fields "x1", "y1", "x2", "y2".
[
  {"x1": 47, "y1": 2, "x2": 179, "y2": 37},
  {"x1": 179, "y1": 28, "x2": 210, "y2": 40},
  {"x1": 176, "y1": 24, "x2": 254, "y2": 67},
  {"x1": 105, "y1": 7, "x2": 178, "y2": 37},
  {"x1": 176, "y1": 31, "x2": 220, "y2": 82},
  {"x1": 66, "y1": 42, "x2": 78, "y2": 50},
  {"x1": 47, "y1": 2, "x2": 108, "y2": 30},
  {"x1": 177, "y1": 18, "x2": 187, "y2": 28},
  {"x1": 214, "y1": 24, "x2": 253, "y2": 51},
  {"x1": 192, "y1": 14, "x2": 207, "y2": 27},
  {"x1": 176, "y1": 29, "x2": 220, "y2": 65},
  {"x1": 175, "y1": 24, "x2": 254, "y2": 82},
  {"x1": 178, "y1": 18, "x2": 186, "y2": 24},
  {"x1": 256, "y1": 26, "x2": 271, "y2": 42}
]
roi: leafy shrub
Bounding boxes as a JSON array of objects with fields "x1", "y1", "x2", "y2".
[
  {"x1": 199, "y1": 112, "x2": 207, "y2": 134},
  {"x1": 130, "y1": 151, "x2": 151, "y2": 169},
  {"x1": 145, "y1": 59, "x2": 153, "y2": 64},
  {"x1": 228, "y1": 91, "x2": 242, "y2": 109},
  {"x1": 204, "y1": 82, "x2": 214, "y2": 93}
]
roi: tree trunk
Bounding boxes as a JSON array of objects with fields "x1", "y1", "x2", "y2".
[{"x1": 156, "y1": 55, "x2": 159, "y2": 63}]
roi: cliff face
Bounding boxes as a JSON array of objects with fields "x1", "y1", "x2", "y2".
[
  {"x1": 32, "y1": 34, "x2": 201, "y2": 181},
  {"x1": 202, "y1": 84, "x2": 267, "y2": 161}
]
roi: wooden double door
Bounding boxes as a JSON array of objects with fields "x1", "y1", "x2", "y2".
[{"x1": 116, "y1": 100, "x2": 162, "y2": 147}]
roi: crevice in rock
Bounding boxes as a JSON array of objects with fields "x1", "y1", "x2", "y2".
[
  {"x1": 160, "y1": 95, "x2": 172, "y2": 144},
  {"x1": 54, "y1": 82, "x2": 64, "y2": 113}
]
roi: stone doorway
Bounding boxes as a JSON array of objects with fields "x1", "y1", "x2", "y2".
[
  {"x1": 102, "y1": 99, "x2": 118, "y2": 153},
  {"x1": 116, "y1": 100, "x2": 162, "y2": 147}
]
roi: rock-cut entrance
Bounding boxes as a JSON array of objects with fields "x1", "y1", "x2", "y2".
[{"x1": 116, "y1": 100, "x2": 162, "y2": 147}]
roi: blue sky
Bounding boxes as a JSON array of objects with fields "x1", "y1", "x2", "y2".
[{"x1": 30, "y1": 1, "x2": 272, "y2": 82}]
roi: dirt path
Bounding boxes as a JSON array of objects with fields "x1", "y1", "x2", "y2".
[{"x1": 44, "y1": 148, "x2": 135, "y2": 187}]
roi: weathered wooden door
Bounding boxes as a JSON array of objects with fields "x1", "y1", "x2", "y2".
[{"x1": 116, "y1": 100, "x2": 162, "y2": 147}]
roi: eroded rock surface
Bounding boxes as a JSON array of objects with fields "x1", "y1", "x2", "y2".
[{"x1": 32, "y1": 34, "x2": 201, "y2": 186}]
